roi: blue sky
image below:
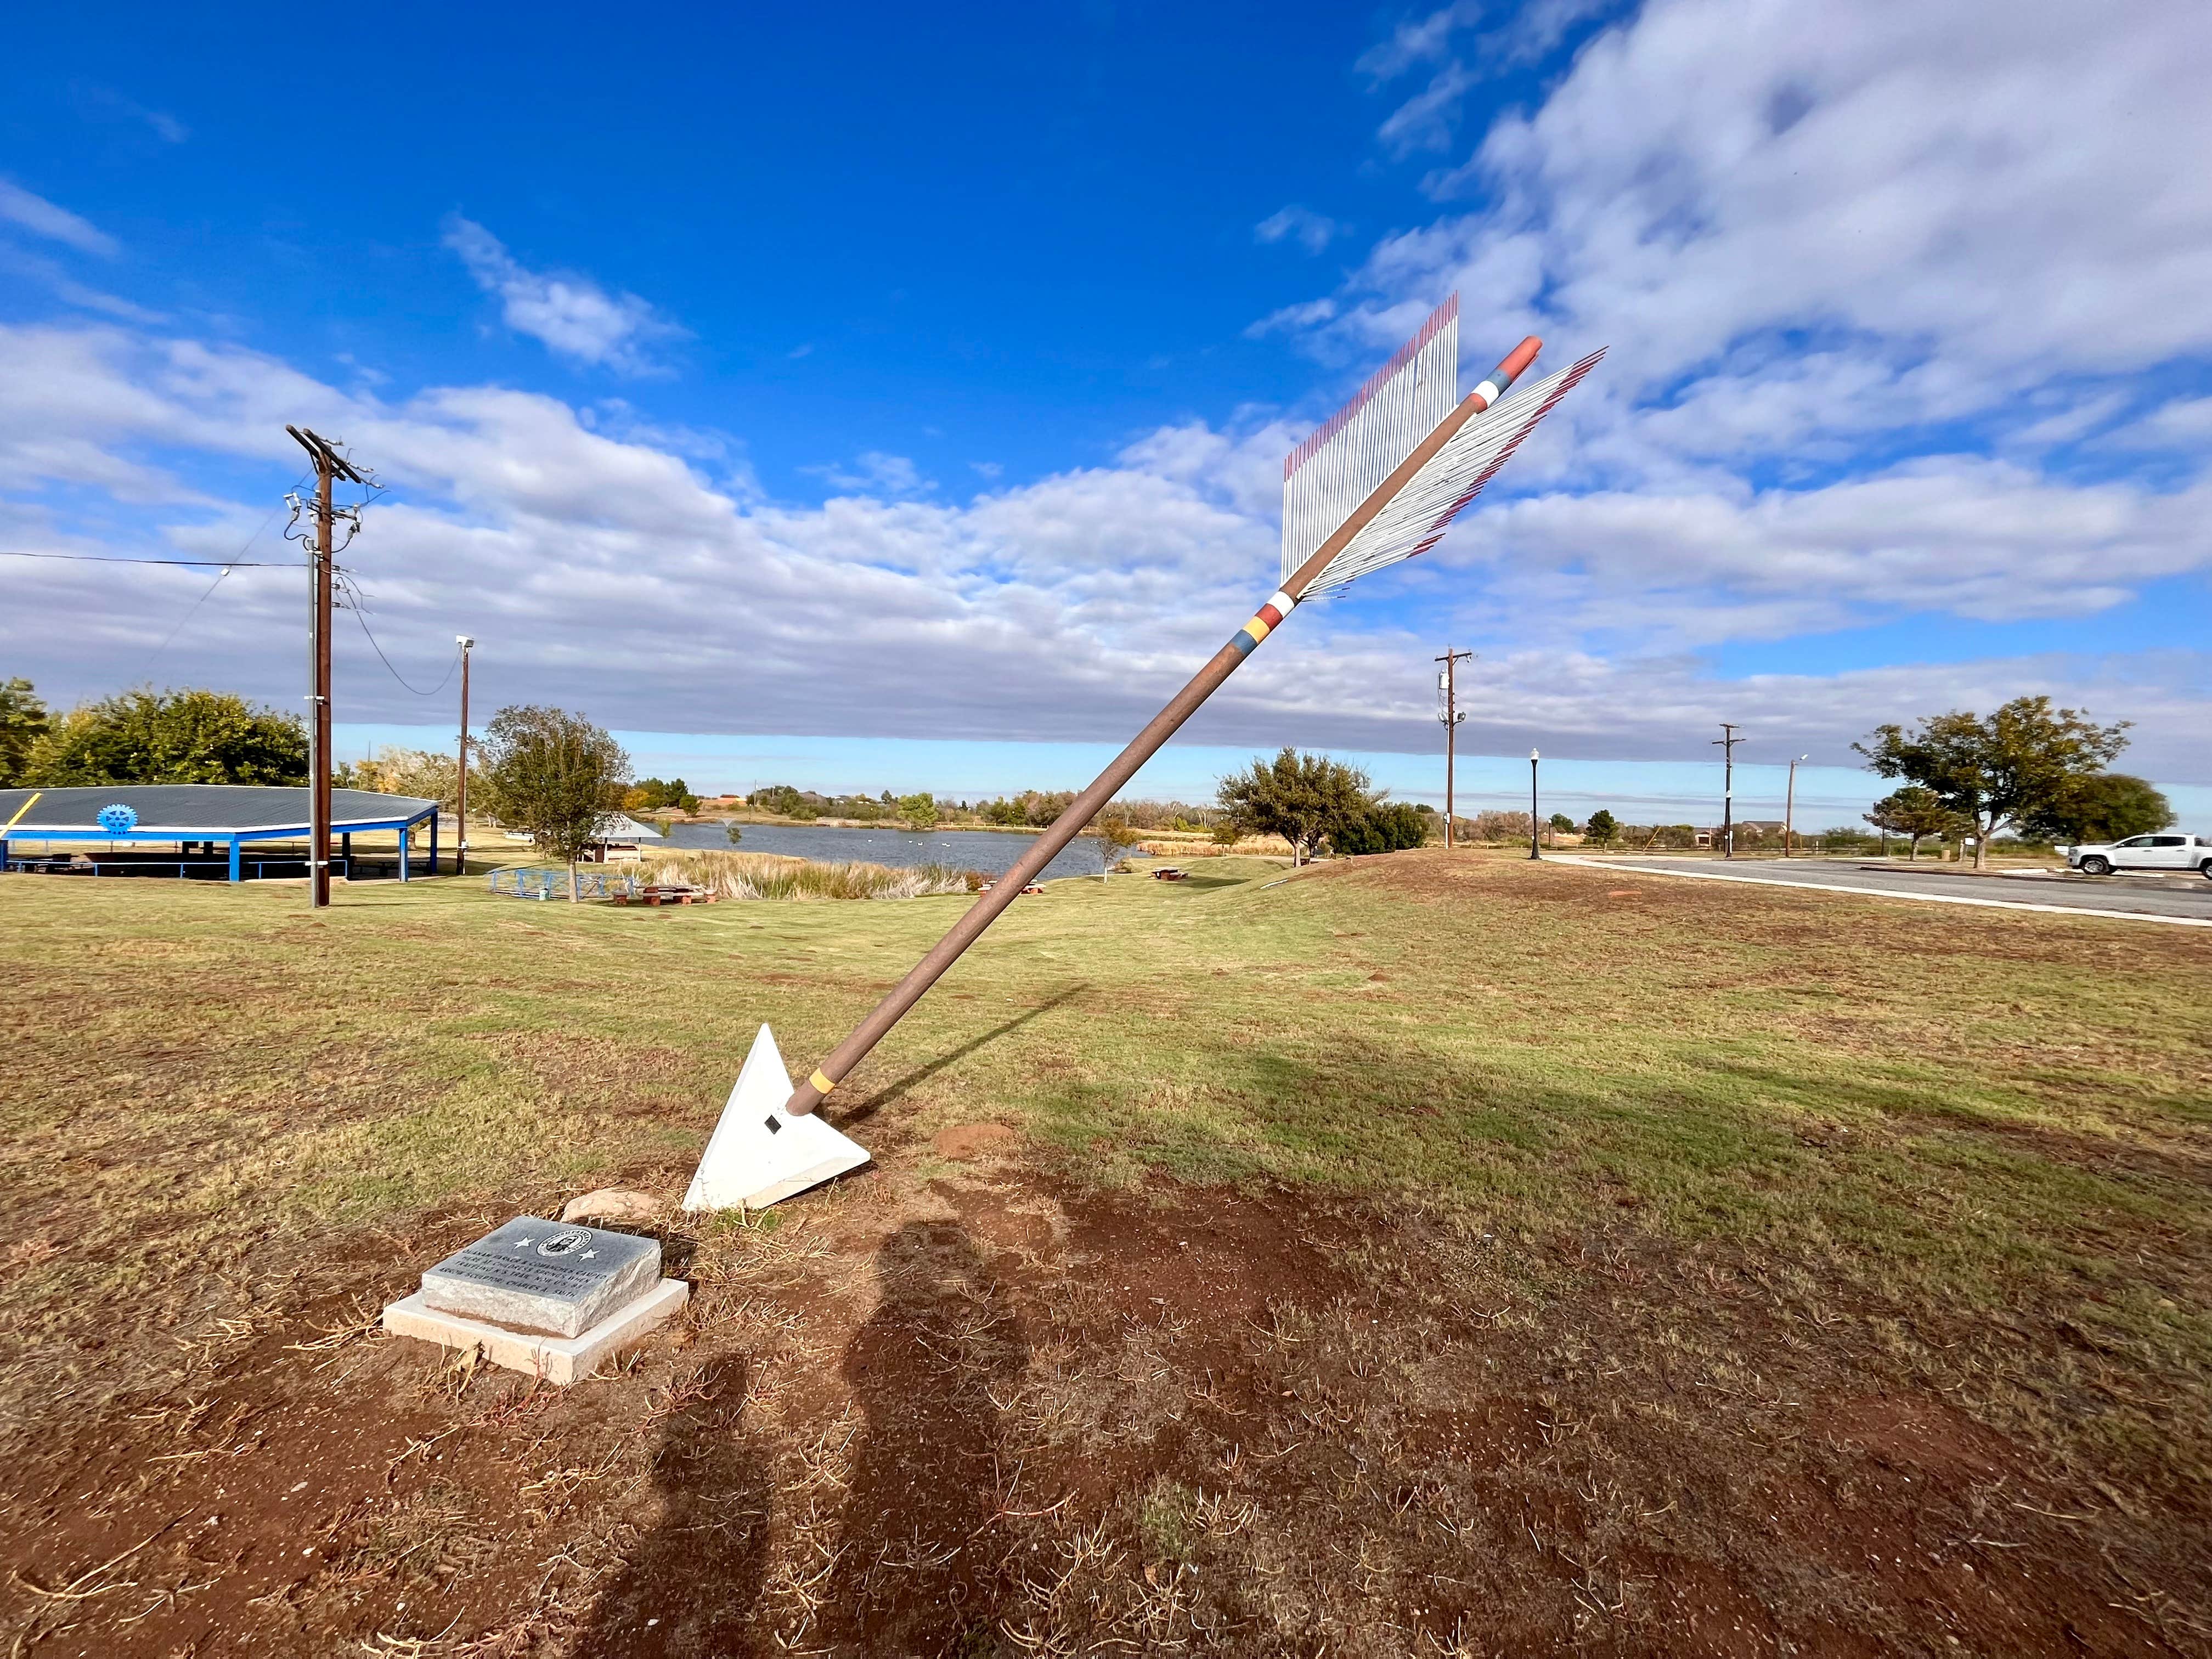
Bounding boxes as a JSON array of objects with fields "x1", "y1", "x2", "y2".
[{"x1": 3, "y1": 1, "x2": 2208, "y2": 823}]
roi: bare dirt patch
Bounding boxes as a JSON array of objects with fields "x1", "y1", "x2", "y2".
[
  {"x1": 933, "y1": 1121, "x2": 1018, "y2": 1161},
  {"x1": 5, "y1": 1157, "x2": 2204, "y2": 1657}
]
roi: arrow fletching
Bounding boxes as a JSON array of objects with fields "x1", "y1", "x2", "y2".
[
  {"x1": 1282, "y1": 292, "x2": 1602, "y2": 597},
  {"x1": 1283, "y1": 295, "x2": 1460, "y2": 585}
]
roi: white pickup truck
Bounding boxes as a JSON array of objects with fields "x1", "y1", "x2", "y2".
[{"x1": 2064, "y1": 833, "x2": 2212, "y2": 877}]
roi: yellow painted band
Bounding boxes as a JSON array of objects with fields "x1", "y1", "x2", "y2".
[
  {"x1": 2, "y1": 791, "x2": 41, "y2": 833},
  {"x1": 809, "y1": 1069, "x2": 837, "y2": 1094},
  {"x1": 1243, "y1": 613, "x2": 1273, "y2": 645}
]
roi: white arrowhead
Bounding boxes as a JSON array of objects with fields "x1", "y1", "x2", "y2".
[{"x1": 684, "y1": 1025, "x2": 870, "y2": 1213}]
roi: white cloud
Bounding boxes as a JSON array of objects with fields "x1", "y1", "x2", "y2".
[
  {"x1": 1255, "y1": 206, "x2": 1342, "y2": 253},
  {"x1": 804, "y1": 452, "x2": 934, "y2": 497},
  {"x1": 1355, "y1": 0, "x2": 2212, "y2": 394},
  {"x1": 0, "y1": 180, "x2": 118, "y2": 257},
  {"x1": 75, "y1": 86, "x2": 189, "y2": 145},
  {"x1": 2, "y1": 315, "x2": 2205, "y2": 785},
  {"x1": 442, "y1": 216, "x2": 684, "y2": 374},
  {"x1": 1356, "y1": 1, "x2": 1483, "y2": 84},
  {"x1": 1245, "y1": 297, "x2": 1338, "y2": 338},
  {"x1": 2106, "y1": 396, "x2": 2212, "y2": 451},
  {"x1": 1376, "y1": 61, "x2": 1477, "y2": 156},
  {"x1": 7, "y1": 16, "x2": 2211, "y2": 795}
]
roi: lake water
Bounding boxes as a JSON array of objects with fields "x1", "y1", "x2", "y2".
[{"x1": 654, "y1": 820, "x2": 1110, "y2": 883}]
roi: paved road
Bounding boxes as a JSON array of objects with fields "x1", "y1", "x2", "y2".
[{"x1": 1551, "y1": 856, "x2": 2212, "y2": 926}]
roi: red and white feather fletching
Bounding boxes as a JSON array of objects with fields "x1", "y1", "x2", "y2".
[
  {"x1": 1282, "y1": 295, "x2": 1459, "y2": 586},
  {"x1": 1282, "y1": 293, "x2": 1601, "y2": 597}
]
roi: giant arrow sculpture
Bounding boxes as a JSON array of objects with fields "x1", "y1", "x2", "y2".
[{"x1": 685, "y1": 296, "x2": 1603, "y2": 1212}]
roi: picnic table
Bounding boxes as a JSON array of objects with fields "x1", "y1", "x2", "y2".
[
  {"x1": 979, "y1": 879, "x2": 1046, "y2": 895},
  {"x1": 614, "y1": 882, "x2": 718, "y2": 906},
  {"x1": 1151, "y1": 866, "x2": 1188, "y2": 881}
]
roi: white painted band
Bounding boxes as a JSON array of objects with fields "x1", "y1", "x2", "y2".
[
  {"x1": 1471, "y1": 379, "x2": 1502, "y2": 407},
  {"x1": 1266, "y1": 588, "x2": 1296, "y2": 615}
]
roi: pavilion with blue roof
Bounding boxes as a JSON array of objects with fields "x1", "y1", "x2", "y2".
[{"x1": 0, "y1": 785, "x2": 443, "y2": 882}]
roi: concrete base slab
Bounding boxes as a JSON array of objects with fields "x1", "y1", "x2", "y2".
[{"x1": 381, "y1": 1277, "x2": 689, "y2": 1385}]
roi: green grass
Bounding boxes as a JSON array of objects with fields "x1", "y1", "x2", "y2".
[
  {"x1": 3, "y1": 853, "x2": 2208, "y2": 1443},
  {"x1": 7, "y1": 850, "x2": 2212, "y2": 1652}
]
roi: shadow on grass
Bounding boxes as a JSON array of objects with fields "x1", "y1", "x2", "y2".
[
  {"x1": 836, "y1": 985, "x2": 1086, "y2": 1128},
  {"x1": 569, "y1": 1354, "x2": 768, "y2": 1657},
  {"x1": 822, "y1": 1218, "x2": 1025, "y2": 1650}
]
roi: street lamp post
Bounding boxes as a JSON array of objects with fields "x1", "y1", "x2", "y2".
[
  {"x1": 1528, "y1": 749, "x2": 1541, "y2": 861},
  {"x1": 1783, "y1": 753, "x2": 1807, "y2": 858},
  {"x1": 455, "y1": 635, "x2": 474, "y2": 877}
]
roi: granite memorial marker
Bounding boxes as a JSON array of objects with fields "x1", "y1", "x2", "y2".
[
  {"x1": 382, "y1": 1215, "x2": 687, "y2": 1384},
  {"x1": 420, "y1": 1218, "x2": 661, "y2": 1336}
]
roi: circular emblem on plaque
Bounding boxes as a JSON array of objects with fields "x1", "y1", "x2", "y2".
[
  {"x1": 98, "y1": 803, "x2": 139, "y2": 835},
  {"x1": 537, "y1": 1229, "x2": 590, "y2": 1258}
]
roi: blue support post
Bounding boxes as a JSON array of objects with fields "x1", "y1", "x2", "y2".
[
  {"x1": 398, "y1": 826, "x2": 410, "y2": 882},
  {"x1": 229, "y1": 838, "x2": 241, "y2": 882},
  {"x1": 428, "y1": 811, "x2": 439, "y2": 875}
]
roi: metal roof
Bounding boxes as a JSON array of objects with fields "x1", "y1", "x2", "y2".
[
  {"x1": 594, "y1": 812, "x2": 665, "y2": 841},
  {"x1": 0, "y1": 784, "x2": 438, "y2": 836}
]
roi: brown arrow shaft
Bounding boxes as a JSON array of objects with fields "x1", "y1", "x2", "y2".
[{"x1": 782, "y1": 387, "x2": 1491, "y2": 1115}]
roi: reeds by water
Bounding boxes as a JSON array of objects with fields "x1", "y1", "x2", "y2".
[{"x1": 648, "y1": 848, "x2": 978, "y2": 901}]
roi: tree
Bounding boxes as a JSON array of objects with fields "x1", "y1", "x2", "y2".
[
  {"x1": 1470, "y1": 809, "x2": 1534, "y2": 843},
  {"x1": 748, "y1": 783, "x2": 820, "y2": 820},
  {"x1": 1547, "y1": 812, "x2": 1575, "y2": 833},
  {"x1": 2022, "y1": 772, "x2": 2173, "y2": 845},
  {"x1": 624, "y1": 777, "x2": 700, "y2": 814},
  {"x1": 479, "y1": 706, "x2": 631, "y2": 902},
  {"x1": 1864, "y1": 786, "x2": 1956, "y2": 861},
  {"x1": 1855, "y1": 696, "x2": 2130, "y2": 870},
  {"x1": 1091, "y1": 807, "x2": 1141, "y2": 877},
  {"x1": 1, "y1": 678, "x2": 48, "y2": 786},
  {"x1": 21, "y1": 687, "x2": 306, "y2": 786},
  {"x1": 726, "y1": 822, "x2": 744, "y2": 845},
  {"x1": 898, "y1": 792, "x2": 940, "y2": 832},
  {"x1": 1330, "y1": 801, "x2": 1430, "y2": 855},
  {"x1": 1216, "y1": 748, "x2": 1373, "y2": 866},
  {"x1": 1584, "y1": 809, "x2": 1619, "y2": 847},
  {"x1": 345, "y1": 746, "x2": 476, "y2": 810}
]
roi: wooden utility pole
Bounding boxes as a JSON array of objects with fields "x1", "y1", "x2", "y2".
[
  {"x1": 285, "y1": 426, "x2": 365, "y2": 909},
  {"x1": 1712, "y1": 723, "x2": 1743, "y2": 860},
  {"x1": 1435, "y1": 647, "x2": 1472, "y2": 848},
  {"x1": 455, "y1": 635, "x2": 474, "y2": 877}
]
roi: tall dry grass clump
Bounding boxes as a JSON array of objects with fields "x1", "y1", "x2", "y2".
[{"x1": 649, "y1": 848, "x2": 977, "y2": 901}]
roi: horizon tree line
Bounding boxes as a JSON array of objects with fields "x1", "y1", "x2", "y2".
[{"x1": 2, "y1": 679, "x2": 2179, "y2": 866}]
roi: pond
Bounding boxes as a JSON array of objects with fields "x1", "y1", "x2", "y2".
[{"x1": 653, "y1": 820, "x2": 1111, "y2": 883}]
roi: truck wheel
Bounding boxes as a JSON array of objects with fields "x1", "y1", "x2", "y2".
[
  {"x1": 2079, "y1": 856, "x2": 2111, "y2": 876},
  {"x1": 2200, "y1": 859, "x2": 2212, "y2": 881}
]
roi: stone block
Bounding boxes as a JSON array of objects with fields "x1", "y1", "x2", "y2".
[
  {"x1": 382, "y1": 1278, "x2": 689, "y2": 1385},
  {"x1": 419, "y1": 1217, "x2": 660, "y2": 1338}
]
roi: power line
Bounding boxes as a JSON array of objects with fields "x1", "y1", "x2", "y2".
[
  {"x1": 137, "y1": 471, "x2": 310, "y2": 679},
  {"x1": 343, "y1": 590, "x2": 460, "y2": 697},
  {"x1": 1, "y1": 551, "x2": 303, "y2": 566}
]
